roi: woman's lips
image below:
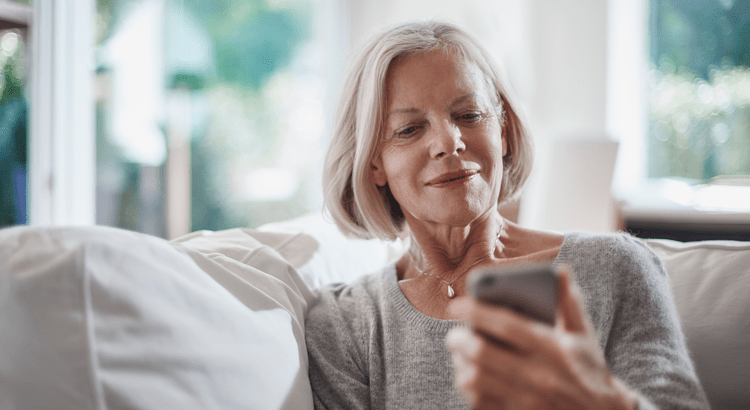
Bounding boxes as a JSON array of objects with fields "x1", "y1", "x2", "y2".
[{"x1": 426, "y1": 169, "x2": 479, "y2": 186}]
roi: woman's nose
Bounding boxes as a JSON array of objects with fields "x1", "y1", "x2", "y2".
[{"x1": 430, "y1": 120, "x2": 465, "y2": 159}]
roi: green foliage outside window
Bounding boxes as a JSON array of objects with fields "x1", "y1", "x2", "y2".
[
  {"x1": 649, "y1": 0, "x2": 750, "y2": 180},
  {"x1": 0, "y1": 31, "x2": 27, "y2": 228},
  {"x1": 95, "y1": 0, "x2": 315, "y2": 234},
  {"x1": 180, "y1": 0, "x2": 314, "y2": 230}
]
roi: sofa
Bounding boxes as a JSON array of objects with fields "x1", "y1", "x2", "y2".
[{"x1": 0, "y1": 213, "x2": 748, "y2": 409}]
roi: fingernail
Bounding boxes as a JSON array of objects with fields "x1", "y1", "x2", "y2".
[{"x1": 446, "y1": 327, "x2": 469, "y2": 350}]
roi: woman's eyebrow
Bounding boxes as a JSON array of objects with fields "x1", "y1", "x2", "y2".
[
  {"x1": 450, "y1": 92, "x2": 486, "y2": 107},
  {"x1": 387, "y1": 107, "x2": 422, "y2": 118},
  {"x1": 386, "y1": 92, "x2": 487, "y2": 118}
]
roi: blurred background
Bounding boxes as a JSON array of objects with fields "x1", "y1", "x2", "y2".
[{"x1": 1, "y1": 0, "x2": 749, "y2": 239}]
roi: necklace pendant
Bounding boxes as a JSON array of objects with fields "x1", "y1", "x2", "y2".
[{"x1": 447, "y1": 284, "x2": 455, "y2": 298}]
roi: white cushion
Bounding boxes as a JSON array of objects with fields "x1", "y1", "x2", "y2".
[
  {"x1": 258, "y1": 213, "x2": 405, "y2": 289},
  {"x1": 645, "y1": 239, "x2": 750, "y2": 409},
  {"x1": 170, "y1": 228, "x2": 318, "y2": 410},
  {"x1": 0, "y1": 225, "x2": 312, "y2": 410}
]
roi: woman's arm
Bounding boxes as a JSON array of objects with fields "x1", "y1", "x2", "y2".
[
  {"x1": 601, "y1": 236, "x2": 710, "y2": 409},
  {"x1": 446, "y1": 234, "x2": 710, "y2": 410}
]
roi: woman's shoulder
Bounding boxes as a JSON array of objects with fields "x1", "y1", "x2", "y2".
[
  {"x1": 558, "y1": 231, "x2": 663, "y2": 272},
  {"x1": 305, "y1": 265, "x2": 393, "y2": 329},
  {"x1": 562, "y1": 230, "x2": 646, "y2": 249},
  {"x1": 558, "y1": 232, "x2": 675, "y2": 350},
  {"x1": 557, "y1": 231, "x2": 670, "y2": 303},
  {"x1": 315, "y1": 266, "x2": 389, "y2": 301}
]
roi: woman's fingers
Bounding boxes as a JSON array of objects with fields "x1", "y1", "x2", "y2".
[
  {"x1": 447, "y1": 327, "x2": 546, "y2": 409},
  {"x1": 449, "y1": 296, "x2": 558, "y2": 357},
  {"x1": 447, "y1": 327, "x2": 526, "y2": 379},
  {"x1": 448, "y1": 337, "x2": 515, "y2": 408},
  {"x1": 448, "y1": 271, "x2": 638, "y2": 410},
  {"x1": 447, "y1": 327, "x2": 583, "y2": 410}
]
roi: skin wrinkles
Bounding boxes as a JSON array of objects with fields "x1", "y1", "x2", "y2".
[
  {"x1": 372, "y1": 49, "x2": 507, "y2": 264},
  {"x1": 385, "y1": 92, "x2": 494, "y2": 142},
  {"x1": 385, "y1": 98, "x2": 495, "y2": 147}
]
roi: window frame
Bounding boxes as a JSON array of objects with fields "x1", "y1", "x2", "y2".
[
  {"x1": 607, "y1": 0, "x2": 649, "y2": 199},
  {"x1": 29, "y1": 0, "x2": 95, "y2": 225}
]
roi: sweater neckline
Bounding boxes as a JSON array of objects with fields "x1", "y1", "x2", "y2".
[{"x1": 383, "y1": 233, "x2": 575, "y2": 333}]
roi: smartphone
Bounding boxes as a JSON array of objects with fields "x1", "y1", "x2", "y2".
[{"x1": 467, "y1": 263, "x2": 559, "y2": 326}]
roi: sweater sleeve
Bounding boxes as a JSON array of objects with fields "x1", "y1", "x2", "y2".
[
  {"x1": 598, "y1": 234, "x2": 710, "y2": 410},
  {"x1": 305, "y1": 282, "x2": 372, "y2": 410}
]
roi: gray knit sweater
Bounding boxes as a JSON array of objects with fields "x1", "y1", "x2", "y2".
[{"x1": 305, "y1": 232, "x2": 710, "y2": 409}]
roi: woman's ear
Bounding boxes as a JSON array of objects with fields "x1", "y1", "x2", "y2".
[{"x1": 371, "y1": 157, "x2": 387, "y2": 187}]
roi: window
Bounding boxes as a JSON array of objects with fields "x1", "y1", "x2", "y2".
[
  {"x1": 94, "y1": 0, "x2": 333, "y2": 238},
  {"x1": 610, "y1": 0, "x2": 750, "y2": 239},
  {"x1": 648, "y1": 0, "x2": 750, "y2": 180},
  {"x1": 611, "y1": 0, "x2": 750, "y2": 225}
]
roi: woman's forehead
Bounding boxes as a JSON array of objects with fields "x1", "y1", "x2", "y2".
[
  {"x1": 384, "y1": 50, "x2": 493, "y2": 112},
  {"x1": 387, "y1": 49, "x2": 477, "y2": 86}
]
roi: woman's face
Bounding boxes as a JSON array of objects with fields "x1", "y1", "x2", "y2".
[{"x1": 372, "y1": 49, "x2": 507, "y2": 228}]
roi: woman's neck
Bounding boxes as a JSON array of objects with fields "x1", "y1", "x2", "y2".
[
  {"x1": 403, "y1": 211, "x2": 504, "y2": 280},
  {"x1": 396, "y1": 214, "x2": 565, "y2": 320}
]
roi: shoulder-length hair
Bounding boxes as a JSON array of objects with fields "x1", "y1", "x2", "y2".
[{"x1": 323, "y1": 21, "x2": 533, "y2": 240}]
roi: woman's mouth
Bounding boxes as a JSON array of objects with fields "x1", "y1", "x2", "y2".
[{"x1": 426, "y1": 169, "x2": 479, "y2": 186}]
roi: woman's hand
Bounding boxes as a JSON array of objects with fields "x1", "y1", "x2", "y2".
[{"x1": 446, "y1": 268, "x2": 638, "y2": 410}]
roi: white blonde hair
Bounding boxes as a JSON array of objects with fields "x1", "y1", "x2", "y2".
[{"x1": 323, "y1": 21, "x2": 533, "y2": 240}]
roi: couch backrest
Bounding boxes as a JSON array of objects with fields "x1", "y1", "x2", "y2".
[
  {"x1": 2, "y1": 218, "x2": 748, "y2": 410},
  {"x1": 645, "y1": 239, "x2": 750, "y2": 410}
]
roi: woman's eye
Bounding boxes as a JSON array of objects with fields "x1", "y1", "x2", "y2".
[
  {"x1": 397, "y1": 126, "x2": 419, "y2": 137},
  {"x1": 459, "y1": 112, "x2": 481, "y2": 121}
]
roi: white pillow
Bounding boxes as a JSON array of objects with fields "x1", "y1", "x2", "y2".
[
  {"x1": 0, "y1": 225, "x2": 311, "y2": 410},
  {"x1": 171, "y1": 228, "x2": 319, "y2": 410},
  {"x1": 258, "y1": 212, "x2": 405, "y2": 288},
  {"x1": 645, "y1": 239, "x2": 750, "y2": 410}
]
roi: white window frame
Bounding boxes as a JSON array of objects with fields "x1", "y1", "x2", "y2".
[
  {"x1": 29, "y1": 0, "x2": 95, "y2": 225},
  {"x1": 607, "y1": 0, "x2": 649, "y2": 198}
]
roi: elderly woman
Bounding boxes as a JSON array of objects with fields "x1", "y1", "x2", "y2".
[{"x1": 305, "y1": 21, "x2": 708, "y2": 410}]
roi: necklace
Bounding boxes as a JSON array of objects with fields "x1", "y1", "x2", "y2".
[
  {"x1": 410, "y1": 224, "x2": 504, "y2": 299},
  {"x1": 412, "y1": 256, "x2": 490, "y2": 298}
]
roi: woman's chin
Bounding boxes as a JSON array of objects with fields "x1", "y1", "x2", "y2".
[{"x1": 410, "y1": 205, "x2": 493, "y2": 228}]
